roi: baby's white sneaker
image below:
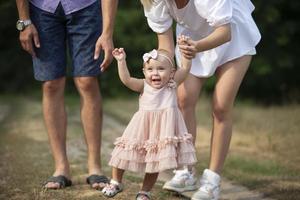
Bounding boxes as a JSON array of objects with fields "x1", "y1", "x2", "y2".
[
  {"x1": 192, "y1": 169, "x2": 220, "y2": 200},
  {"x1": 163, "y1": 168, "x2": 197, "y2": 193}
]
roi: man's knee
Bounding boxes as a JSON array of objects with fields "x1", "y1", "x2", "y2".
[
  {"x1": 75, "y1": 77, "x2": 99, "y2": 93},
  {"x1": 43, "y1": 78, "x2": 65, "y2": 95}
]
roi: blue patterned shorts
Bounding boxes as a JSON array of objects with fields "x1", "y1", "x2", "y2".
[{"x1": 30, "y1": 1, "x2": 102, "y2": 81}]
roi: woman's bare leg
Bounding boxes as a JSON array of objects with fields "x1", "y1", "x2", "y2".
[
  {"x1": 209, "y1": 56, "x2": 252, "y2": 173},
  {"x1": 178, "y1": 74, "x2": 206, "y2": 144}
]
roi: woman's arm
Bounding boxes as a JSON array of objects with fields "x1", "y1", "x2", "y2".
[
  {"x1": 179, "y1": 24, "x2": 231, "y2": 58},
  {"x1": 157, "y1": 27, "x2": 175, "y2": 57},
  {"x1": 113, "y1": 48, "x2": 144, "y2": 92}
]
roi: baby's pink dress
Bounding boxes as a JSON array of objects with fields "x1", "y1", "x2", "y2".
[{"x1": 109, "y1": 80, "x2": 197, "y2": 173}]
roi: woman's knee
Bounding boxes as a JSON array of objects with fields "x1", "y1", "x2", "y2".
[
  {"x1": 178, "y1": 94, "x2": 197, "y2": 112},
  {"x1": 212, "y1": 103, "x2": 232, "y2": 122}
]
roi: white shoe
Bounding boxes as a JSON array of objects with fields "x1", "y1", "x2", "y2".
[
  {"x1": 102, "y1": 179, "x2": 123, "y2": 197},
  {"x1": 192, "y1": 169, "x2": 220, "y2": 200},
  {"x1": 163, "y1": 168, "x2": 197, "y2": 193}
]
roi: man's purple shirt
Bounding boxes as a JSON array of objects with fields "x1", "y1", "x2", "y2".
[{"x1": 29, "y1": 0, "x2": 97, "y2": 15}]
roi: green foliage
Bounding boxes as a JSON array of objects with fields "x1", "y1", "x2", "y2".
[
  {"x1": 0, "y1": 1, "x2": 36, "y2": 92},
  {"x1": 242, "y1": 0, "x2": 300, "y2": 103},
  {"x1": 0, "y1": 0, "x2": 299, "y2": 103},
  {"x1": 101, "y1": 3, "x2": 157, "y2": 96}
]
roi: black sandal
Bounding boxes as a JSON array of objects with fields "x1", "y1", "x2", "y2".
[
  {"x1": 86, "y1": 174, "x2": 109, "y2": 189},
  {"x1": 43, "y1": 175, "x2": 72, "y2": 189}
]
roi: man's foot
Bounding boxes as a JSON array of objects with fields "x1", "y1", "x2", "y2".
[
  {"x1": 191, "y1": 169, "x2": 220, "y2": 200},
  {"x1": 163, "y1": 168, "x2": 197, "y2": 193},
  {"x1": 86, "y1": 174, "x2": 109, "y2": 190},
  {"x1": 43, "y1": 175, "x2": 72, "y2": 189}
]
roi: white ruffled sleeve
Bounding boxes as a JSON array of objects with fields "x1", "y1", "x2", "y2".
[
  {"x1": 143, "y1": 0, "x2": 173, "y2": 33},
  {"x1": 194, "y1": 0, "x2": 232, "y2": 27}
]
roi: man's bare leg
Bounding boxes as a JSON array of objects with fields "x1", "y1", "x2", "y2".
[
  {"x1": 43, "y1": 77, "x2": 70, "y2": 189},
  {"x1": 74, "y1": 77, "x2": 103, "y2": 189}
]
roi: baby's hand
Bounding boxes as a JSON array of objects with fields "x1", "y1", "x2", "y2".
[
  {"x1": 112, "y1": 48, "x2": 126, "y2": 61},
  {"x1": 177, "y1": 35, "x2": 192, "y2": 67},
  {"x1": 177, "y1": 35, "x2": 196, "y2": 60},
  {"x1": 177, "y1": 35, "x2": 189, "y2": 46}
]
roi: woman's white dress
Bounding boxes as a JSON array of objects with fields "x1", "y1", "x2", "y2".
[{"x1": 144, "y1": 0, "x2": 261, "y2": 77}]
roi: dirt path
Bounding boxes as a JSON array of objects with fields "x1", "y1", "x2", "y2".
[
  {"x1": 0, "y1": 97, "x2": 275, "y2": 199},
  {"x1": 100, "y1": 114, "x2": 275, "y2": 200}
]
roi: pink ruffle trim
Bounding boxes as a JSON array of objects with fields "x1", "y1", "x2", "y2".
[{"x1": 108, "y1": 134, "x2": 197, "y2": 173}]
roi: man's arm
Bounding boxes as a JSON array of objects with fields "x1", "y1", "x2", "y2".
[
  {"x1": 94, "y1": 0, "x2": 118, "y2": 72},
  {"x1": 16, "y1": 0, "x2": 40, "y2": 57}
]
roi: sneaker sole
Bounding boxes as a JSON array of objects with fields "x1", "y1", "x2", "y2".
[
  {"x1": 163, "y1": 184, "x2": 198, "y2": 193},
  {"x1": 191, "y1": 197, "x2": 217, "y2": 200}
]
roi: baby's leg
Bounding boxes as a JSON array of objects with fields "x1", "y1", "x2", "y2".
[
  {"x1": 102, "y1": 167, "x2": 125, "y2": 197},
  {"x1": 112, "y1": 167, "x2": 125, "y2": 183},
  {"x1": 141, "y1": 173, "x2": 159, "y2": 191}
]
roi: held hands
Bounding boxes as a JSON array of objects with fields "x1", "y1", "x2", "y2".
[
  {"x1": 112, "y1": 48, "x2": 126, "y2": 61},
  {"x1": 177, "y1": 35, "x2": 192, "y2": 67},
  {"x1": 177, "y1": 34, "x2": 198, "y2": 59},
  {"x1": 19, "y1": 24, "x2": 40, "y2": 57}
]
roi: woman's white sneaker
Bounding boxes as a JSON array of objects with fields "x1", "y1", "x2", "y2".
[
  {"x1": 191, "y1": 169, "x2": 220, "y2": 200},
  {"x1": 163, "y1": 168, "x2": 198, "y2": 193}
]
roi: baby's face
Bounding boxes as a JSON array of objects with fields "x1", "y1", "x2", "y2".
[{"x1": 143, "y1": 58, "x2": 174, "y2": 89}]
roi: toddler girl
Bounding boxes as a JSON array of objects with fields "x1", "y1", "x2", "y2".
[{"x1": 102, "y1": 36, "x2": 197, "y2": 200}]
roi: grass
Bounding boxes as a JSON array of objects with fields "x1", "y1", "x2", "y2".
[
  {"x1": 1, "y1": 94, "x2": 299, "y2": 199},
  {"x1": 0, "y1": 95, "x2": 183, "y2": 200},
  {"x1": 103, "y1": 95, "x2": 300, "y2": 200}
]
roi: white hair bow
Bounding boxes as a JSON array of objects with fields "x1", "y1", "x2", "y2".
[{"x1": 143, "y1": 49, "x2": 158, "y2": 63}]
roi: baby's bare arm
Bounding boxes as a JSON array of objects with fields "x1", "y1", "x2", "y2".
[
  {"x1": 173, "y1": 36, "x2": 192, "y2": 85},
  {"x1": 113, "y1": 48, "x2": 144, "y2": 92}
]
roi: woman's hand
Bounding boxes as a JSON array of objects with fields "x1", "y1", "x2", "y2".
[
  {"x1": 112, "y1": 48, "x2": 126, "y2": 61},
  {"x1": 177, "y1": 35, "x2": 198, "y2": 59}
]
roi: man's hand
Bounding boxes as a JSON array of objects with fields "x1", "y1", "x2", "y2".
[
  {"x1": 94, "y1": 34, "x2": 114, "y2": 72},
  {"x1": 19, "y1": 24, "x2": 40, "y2": 57}
]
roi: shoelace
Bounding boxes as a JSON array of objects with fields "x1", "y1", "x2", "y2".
[
  {"x1": 173, "y1": 170, "x2": 189, "y2": 179},
  {"x1": 200, "y1": 179, "x2": 218, "y2": 193}
]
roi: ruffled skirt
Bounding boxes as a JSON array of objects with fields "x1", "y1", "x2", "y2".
[{"x1": 108, "y1": 108, "x2": 197, "y2": 173}]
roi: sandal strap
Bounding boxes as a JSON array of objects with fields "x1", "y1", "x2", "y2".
[
  {"x1": 44, "y1": 175, "x2": 72, "y2": 188},
  {"x1": 106, "y1": 179, "x2": 123, "y2": 191},
  {"x1": 102, "y1": 180, "x2": 123, "y2": 197},
  {"x1": 110, "y1": 179, "x2": 121, "y2": 186},
  {"x1": 86, "y1": 174, "x2": 109, "y2": 185},
  {"x1": 136, "y1": 191, "x2": 151, "y2": 200}
]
